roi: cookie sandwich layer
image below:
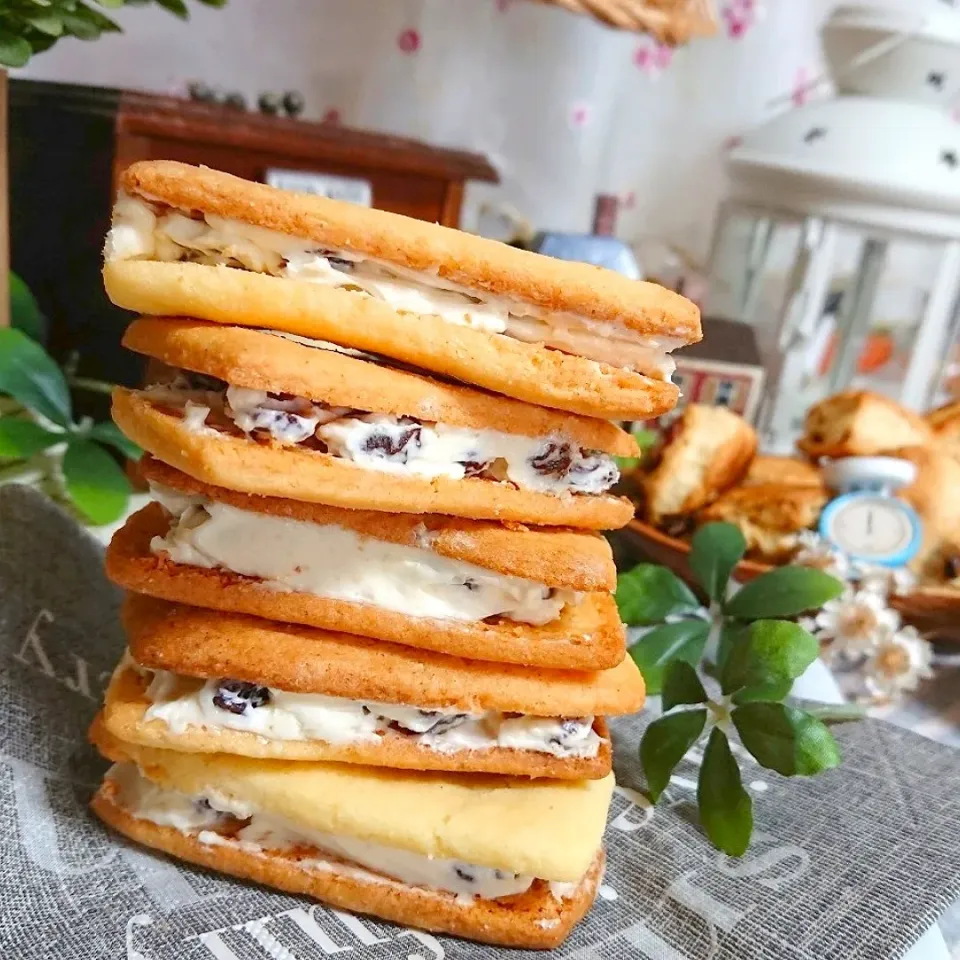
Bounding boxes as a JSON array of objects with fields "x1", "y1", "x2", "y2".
[
  {"x1": 106, "y1": 466, "x2": 624, "y2": 669},
  {"x1": 103, "y1": 161, "x2": 700, "y2": 419},
  {"x1": 114, "y1": 317, "x2": 635, "y2": 528},
  {"x1": 104, "y1": 596, "x2": 643, "y2": 778}
]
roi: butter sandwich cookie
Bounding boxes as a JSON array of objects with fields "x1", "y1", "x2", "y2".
[
  {"x1": 91, "y1": 723, "x2": 610, "y2": 949},
  {"x1": 104, "y1": 160, "x2": 700, "y2": 419},
  {"x1": 117, "y1": 316, "x2": 636, "y2": 529},
  {"x1": 106, "y1": 470, "x2": 624, "y2": 669},
  {"x1": 104, "y1": 595, "x2": 644, "y2": 778}
]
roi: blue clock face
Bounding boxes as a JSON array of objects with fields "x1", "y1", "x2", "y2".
[{"x1": 820, "y1": 494, "x2": 922, "y2": 566}]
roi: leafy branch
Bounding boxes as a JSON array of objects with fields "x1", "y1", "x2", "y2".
[
  {"x1": 0, "y1": 276, "x2": 140, "y2": 525},
  {"x1": 0, "y1": 0, "x2": 227, "y2": 67},
  {"x1": 618, "y1": 522, "x2": 847, "y2": 856}
]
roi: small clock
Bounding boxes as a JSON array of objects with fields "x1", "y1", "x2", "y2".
[{"x1": 819, "y1": 456, "x2": 923, "y2": 567}]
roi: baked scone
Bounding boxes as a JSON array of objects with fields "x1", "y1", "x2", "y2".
[
  {"x1": 106, "y1": 460, "x2": 624, "y2": 669},
  {"x1": 643, "y1": 404, "x2": 757, "y2": 524},
  {"x1": 103, "y1": 160, "x2": 701, "y2": 420},
  {"x1": 927, "y1": 400, "x2": 960, "y2": 463},
  {"x1": 741, "y1": 455, "x2": 823, "y2": 490},
  {"x1": 798, "y1": 390, "x2": 932, "y2": 459},
  {"x1": 698, "y1": 483, "x2": 828, "y2": 563},
  {"x1": 103, "y1": 595, "x2": 644, "y2": 779},
  {"x1": 113, "y1": 317, "x2": 637, "y2": 530},
  {"x1": 90, "y1": 722, "x2": 610, "y2": 949},
  {"x1": 893, "y1": 445, "x2": 960, "y2": 577}
]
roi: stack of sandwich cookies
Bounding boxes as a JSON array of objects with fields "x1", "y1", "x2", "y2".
[{"x1": 93, "y1": 160, "x2": 699, "y2": 948}]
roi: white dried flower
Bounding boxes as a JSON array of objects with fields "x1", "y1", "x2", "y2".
[
  {"x1": 855, "y1": 564, "x2": 916, "y2": 598},
  {"x1": 793, "y1": 531, "x2": 851, "y2": 581},
  {"x1": 863, "y1": 626, "x2": 934, "y2": 702},
  {"x1": 812, "y1": 588, "x2": 901, "y2": 658}
]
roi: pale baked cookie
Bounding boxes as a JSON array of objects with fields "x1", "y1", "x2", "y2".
[
  {"x1": 91, "y1": 722, "x2": 610, "y2": 949},
  {"x1": 698, "y1": 484, "x2": 828, "y2": 563},
  {"x1": 103, "y1": 595, "x2": 644, "y2": 779},
  {"x1": 114, "y1": 317, "x2": 636, "y2": 529},
  {"x1": 643, "y1": 404, "x2": 757, "y2": 524},
  {"x1": 103, "y1": 160, "x2": 701, "y2": 419},
  {"x1": 106, "y1": 468, "x2": 625, "y2": 669},
  {"x1": 798, "y1": 390, "x2": 932, "y2": 459}
]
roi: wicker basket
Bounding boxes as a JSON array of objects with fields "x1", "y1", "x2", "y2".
[{"x1": 531, "y1": 0, "x2": 717, "y2": 42}]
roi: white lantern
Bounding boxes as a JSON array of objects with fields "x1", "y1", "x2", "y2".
[{"x1": 706, "y1": 0, "x2": 960, "y2": 451}]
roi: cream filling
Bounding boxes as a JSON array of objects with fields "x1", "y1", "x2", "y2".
[
  {"x1": 149, "y1": 484, "x2": 579, "y2": 625},
  {"x1": 107, "y1": 763, "x2": 567, "y2": 900},
  {"x1": 141, "y1": 668, "x2": 602, "y2": 759},
  {"x1": 142, "y1": 373, "x2": 619, "y2": 495},
  {"x1": 106, "y1": 192, "x2": 680, "y2": 378}
]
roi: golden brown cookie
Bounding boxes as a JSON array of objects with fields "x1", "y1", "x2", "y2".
[
  {"x1": 92, "y1": 779, "x2": 603, "y2": 950},
  {"x1": 124, "y1": 317, "x2": 638, "y2": 457},
  {"x1": 114, "y1": 390, "x2": 636, "y2": 529},
  {"x1": 122, "y1": 595, "x2": 642, "y2": 713},
  {"x1": 107, "y1": 505, "x2": 626, "y2": 669},
  {"x1": 798, "y1": 390, "x2": 932, "y2": 459},
  {"x1": 698, "y1": 484, "x2": 828, "y2": 563},
  {"x1": 104, "y1": 160, "x2": 700, "y2": 419},
  {"x1": 643, "y1": 404, "x2": 757, "y2": 524}
]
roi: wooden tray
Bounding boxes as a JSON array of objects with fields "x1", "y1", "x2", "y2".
[{"x1": 625, "y1": 518, "x2": 960, "y2": 641}]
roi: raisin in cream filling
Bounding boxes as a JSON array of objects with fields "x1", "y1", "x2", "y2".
[
  {"x1": 106, "y1": 763, "x2": 576, "y2": 900},
  {"x1": 141, "y1": 371, "x2": 619, "y2": 495},
  {"x1": 106, "y1": 192, "x2": 680, "y2": 378},
  {"x1": 140, "y1": 668, "x2": 602, "y2": 759},
  {"x1": 149, "y1": 484, "x2": 580, "y2": 625}
]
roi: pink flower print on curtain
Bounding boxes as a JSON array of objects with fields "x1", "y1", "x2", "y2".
[
  {"x1": 633, "y1": 40, "x2": 673, "y2": 77},
  {"x1": 722, "y1": 0, "x2": 763, "y2": 39},
  {"x1": 397, "y1": 28, "x2": 421, "y2": 54}
]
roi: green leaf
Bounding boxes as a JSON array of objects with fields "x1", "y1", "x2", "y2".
[
  {"x1": 24, "y1": 13, "x2": 64, "y2": 34},
  {"x1": 690, "y1": 522, "x2": 746, "y2": 603},
  {"x1": 640, "y1": 707, "x2": 707, "y2": 802},
  {"x1": 61, "y1": 439, "x2": 131, "y2": 525},
  {"x1": 616, "y1": 564, "x2": 700, "y2": 626},
  {"x1": 732, "y1": 679, "x2": 793, "y2": 705},
  {"x1": 716, "y1": 621, "x2": 747, "y2": 674},
  {"x1": 0, "y1": 34, "x2": 33, "y2": 67},
  {"x1": 0, "y1": 419, "x2": 62, "y2": 459},
  {"x1": 10, "y1": 272, "x2": 48, "y2": 342},
  {"x1": 0, "y1": 328, "x2": 72, "y2": 426},
  {"x1": 155, "y1": 0, "x2": 190, "y2": 16},
  {"x1": 88, "y1": 421, "x2": 141, "y2": 461},
  {"x1": 628, "y1": 620, "x2": 709, "y2": 695},
  {"x1": 698, "y1": 727, "x2": 753, "y2": 856},
  {"x1": 720, "y1": 620, "x2": 819, "y2": 697},
  {"x1": 733, "y1": 702, "x2": 841, "y2": 776},
  {"x1": 196, "y1": 0, "x2": 228, "y2": 7},
  {"x1": 94, "y1": 0, "x2": 128, "y2": 7},
  {"x1": 724, "y1": 566, "x2": 844, "y2": 620},
  {"x1": 662, "y1": 660, "x2": 708, "y2": 711}
]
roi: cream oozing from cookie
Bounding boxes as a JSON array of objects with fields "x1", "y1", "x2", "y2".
[
  {"x1": 139, "y1": 667, "x2": 602, "y2": 759},
  {"x1": 107, "y1": 763, "x2": 575, "y2": 900},
  {"x1": 106, "y1": 192, "x2": 681, "y2": 379},
  {"x1": 140, "y1": 367, "x2": 619, "y2": 496},
  {"x1": 149, "y1": 484, "x2": 579, "y2": 624}
]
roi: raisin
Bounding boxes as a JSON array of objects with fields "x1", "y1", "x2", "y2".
[
  {"x1": 462, "y1": 578, "x2": 480, "y2": 592},
  {"x1": 454, "y1": 866, "x2": 476, "y2": 883},
  {"x1": 363, "y1": 425, "x2": 422, "y2": 459},
  {"x1": 429, "y1": 714, "x2": 469, "y2": 735},
  {"x1": 460, "y1": 459, "x2": 490, "y2": 478},
  {"x1": 213, "y1": 680, "x2": 271, "y2": 715},
  {"x1": 529, "y1": 441, "x2": 574, "y2": 477}
]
